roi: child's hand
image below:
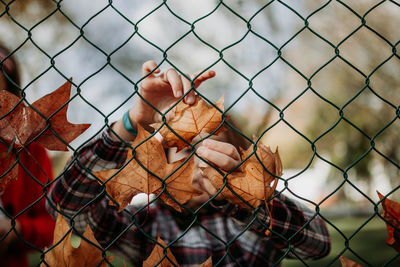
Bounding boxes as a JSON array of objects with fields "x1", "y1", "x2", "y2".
[
  {"x1": 111, "y1": 61, "x2": 215, "y2": 142},
  {"x1": 195, "y1": 139, "x2": 242, "y2": 199},
  {"x1": 131, "y1": 61, "x2": 215, "y2": 128}
]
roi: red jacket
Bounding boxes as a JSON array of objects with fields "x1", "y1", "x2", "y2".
[{"x1": 1, "y1": 142, "x2": 55, "y2": 267}]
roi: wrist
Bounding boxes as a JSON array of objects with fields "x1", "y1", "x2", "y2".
[{"x1": 123, "y1": 111, "x2": 137, "y2": 136}]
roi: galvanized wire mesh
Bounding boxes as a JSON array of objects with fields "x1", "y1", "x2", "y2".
[{"x1": 1, "y1": 0, "x2": 400, "y2": 266}]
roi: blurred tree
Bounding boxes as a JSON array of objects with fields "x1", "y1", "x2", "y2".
[{"x1": 301, "y1": 0, "x2": 400, "y2": 197}]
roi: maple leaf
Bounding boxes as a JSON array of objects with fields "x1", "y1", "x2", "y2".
[
  {"x1": 198, "y1": 257, "x2": 213, "y2": 267},
  {"x1": 0, "y1": 90, "x2": 45, "y2": 147},
  {"x1": 0, "y1": 80, "x2": 90, "y2": 151},
  {"x1": 143, "y1": 237, "x2": 212, "y2": 267},
  {"x1": 31, "y1": 80, "x2": 91, "y2": 151},
  {"x1": 339, "y1": 256, "x2": 364, "y2": 267},
  {"x1": 143, "y1": 237, "x2": 179, "y2": 267},
  {"x1": 377, "y1": 191, "x2": 400, "y2": 252},
  {"x1": 152, "y1": 95, "x2": 224, "y2": 151},
  {"x1": 0, "y1": 80, "x2": 90, "y2": 190},
  {"x1": 94, "y1": 125, "x2": 203, "y2": 212},
  {"x1": 42, "y1": 214, "x2": 114, "y2": 267},
  {"x1": 202, "y1": 141, "x2": 282, "y2": 210}
]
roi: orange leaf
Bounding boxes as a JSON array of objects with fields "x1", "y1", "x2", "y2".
[
  {"x1": 377, "y1": 191, "x2": 400, "y2": 252},
  {"x1": 152, "y1": 95, "x2": 224, "y2": 151},
  {"x1": 94, "y1": 125, "x2": 203, "y2": 212},
  {"x1": 143, "y1": 236, "x2": 179, "y2": 267},
  {"x1": 42, "y1": 214, "x2": 113, "y2": 267},
  {"x1": 198, "y1": 257, "x2": 213, "y2": 267},
  {"x1": 203, "y1": 142, "x2": 282, "y2": 209},
  {"x1": 339, "y1": 256, "x2": 364, "y2": 267}
]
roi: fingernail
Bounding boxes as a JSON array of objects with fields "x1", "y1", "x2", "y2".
[
  {"x1": 197, "y1": 146, "x2": 206, "y2": 156},
  {"x1": 199, "y1": 161, "x2": 208, "y2": 168},
  {"x1": 186, "y1": 94, "x2": 195, "y2": 104},
  {"x1": 176, "y1": 90, "x2": 182, "y2": 98},
  {"x1": 202, "y1": 139, "x2": 211, "y2": 147}
]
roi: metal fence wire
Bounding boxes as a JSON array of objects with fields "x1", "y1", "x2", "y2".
[{"x1": 1, "y1": 0, "x2": 400, "y2": 266}]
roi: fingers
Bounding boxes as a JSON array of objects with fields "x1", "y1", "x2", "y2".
[
  {"x1": 196, "y1": 139, "x2": 241, "y2": 172},
  {"x1": 197, "y1": 175, "x2": 218, "y2": 197},
  {"x1": 202, "y1": 139, "x2": 240, "y2": 160},
  {"x1": 142, "y1": 62, "x2": 215, "y2": 103},
  {"x1": 162, "y1": 69, "x2": 185, "y2": 98},
  {"x1": 142, "y1": 60, "x2": 160, "y2": 77},
  {"x1": 181, "y1": 74, "x2": 196, "y2": 104},
  {"x1": 193, "y1": 70, "x2": 216, "y2": 88}
]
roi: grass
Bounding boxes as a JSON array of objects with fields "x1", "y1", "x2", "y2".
[
  {"x1": 283, "y1": 216, "x2": 400, "y2": 266},
  {"x1": 30, "y1": 216, "x2": 400, "y2": 266}
]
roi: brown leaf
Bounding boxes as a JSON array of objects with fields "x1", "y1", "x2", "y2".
[
  {"x1": 31, "y1": 80, "x2": 91, "y2": 151},
  {"x1": 0, "y1": 90, "x2": 44, "y2": 147},
  {"x1": 377, "y1": 191, "x2": 400, "y2": 252},
  {"x1": 198, "y1": 257, "x2": 213, "y2": 267},
  {"x1": 0, "y1": 80, "x2": 90, "y2": 190},
  {"x1": 42, "y1": 214, "x2": 113, "y2": 267},
  {"x1": 152, "y1": 95, "x2": 224, "y2": 151},
  {"x1": 203, "y1": 142, "x2": 282, "y2": 209},
  {"x1": 143, "y1": 236, "x2": 179, "y2": 267},
  {"x1": 94, "y1": 125, "x2": 203, "y2": 212},
  {"x1": 0, "y1": 80, "x2": 90, "y2": 151},
  {"x1": 339, "y1": 256, "x2": 364, "y2": 267}
]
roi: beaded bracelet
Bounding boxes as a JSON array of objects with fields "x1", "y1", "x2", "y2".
[{"x1": 122, "y1": 110, "x2": 137, "y2": 136}]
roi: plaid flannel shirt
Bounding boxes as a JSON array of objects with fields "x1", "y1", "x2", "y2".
[{"x1": 47, "y1": 130, "x2": 330, "y2": 266}]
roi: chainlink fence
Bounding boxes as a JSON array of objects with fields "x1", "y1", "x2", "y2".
[{"x1": 1, "y1": 0, "x2": 400, "y2": 266}]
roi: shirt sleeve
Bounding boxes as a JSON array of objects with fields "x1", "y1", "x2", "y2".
[
  {"x1": 225, "y1": 192, "x2": 331, "y2": 260},
  {"x1": 46, "y1": 129, "x2": 147, "y2": 263}
]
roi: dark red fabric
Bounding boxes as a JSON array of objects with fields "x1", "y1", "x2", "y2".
[{"x1": 1, "y1": 142, "x2": 55, "y2": 267}]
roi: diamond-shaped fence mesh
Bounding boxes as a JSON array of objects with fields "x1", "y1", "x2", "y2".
[{"x1": 1, "y1": 0, "x2": 399, "y2": 266}]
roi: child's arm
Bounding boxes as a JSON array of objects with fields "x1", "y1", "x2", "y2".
[
  {"x1": 46, "y1": 61, "x2": 216, "y2": 263},
  {"x1": 46, "y1": 129, "x2": 154, "y2": 264}
]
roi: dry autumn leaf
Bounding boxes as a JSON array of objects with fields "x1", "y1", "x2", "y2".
[
  {"x1": 0, "y1": 80, "x2": 90, "y2": 190},
  {"x1": 339, "y1": 256, "x2": 364, "y2": 267},
  {"x1": 143, "y1": 237, "x2": 212, "y2": 267},
  {"x1": 202, "y1": 141, "x2": 282, "y2": 210},
  {"x1": 143, "y1": 237, "x2": 178, "y2": 267},
  {"x1": 94, "y1": 125, "x2": 203, "y2": 212},
  {"x1": 152, "y1": 95, "x2": 224, "y2": 151},
  {"x1": 0, "y1": 90, "x2": 44, "y2": 147},
  {"x1": 42, "y1": 214, "x2": 114, "y2": 267},
  {"x1": 377, "y1": 191, "x2": 400, "y2": 252},
  {"x1": 197, "y1": 257, "x2": 213, "y2": 267},
  {"x1": 30, "y1": 80, "x2": 91, "y2": 151}
]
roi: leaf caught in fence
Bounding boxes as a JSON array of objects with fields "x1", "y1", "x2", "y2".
[
  {"x1": 31, "y1": 80, "x2": 91, "y2": 151},
  {"x1": 377, "y1": 191, "x2": 400, "y2": 252},
  {"x1": 42, "y1": 214, "x2": 114, "y2": 267},
  {"x1": 202, "y1": 141, "x2": 282, "y2": 209},
  {"x1": 339, "y1": 256, "x2": 364, "y2": 267},
  {"x1": 143, "y1": 236, "x2": 178, "y2": 267},
  {"x1": 143, "y1": 236, "x2": 212, "y2": 267},
  {"x1": 0, "y1": 80, "x2": 90, "y2": 190},
  {"x1": 94, "y1": 125, "x2": 203, "y2": 212},
  {"x1": 152, "y1": 95, "x2": 224, "y2": 151},
  {"x1": 197, "y1": 256, "x2": 213, "y2": 267},
  {"x1": 0, "y1": 90, "x2": 44, "y2": 147}
]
